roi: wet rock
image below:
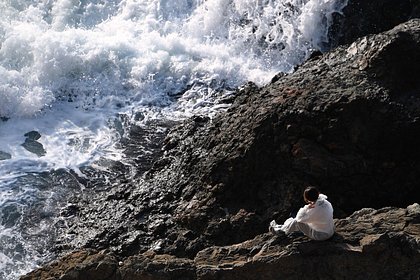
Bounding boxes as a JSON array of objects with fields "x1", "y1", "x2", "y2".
[
  {"x1": 0, "y1": 150, "x2": 11, "y2": 160},
  {"x1": 22, "y1": 131, "x2": 46, "y2": 157},
  {"x1": 23, "y1": 204, "x2": 420, "y2": 280},
  {"x1": 22, "y1": 139, "x2": 46, "y2": 157},
  {"x1": 24, "y1": 131, "x2": 41, "y2": 141},
  {"x1": 59, "y1": 204, "x2": 80, "y2": 218},
  {"x1": 120, "y1": 119, "x2": 177, "y2": 176}
]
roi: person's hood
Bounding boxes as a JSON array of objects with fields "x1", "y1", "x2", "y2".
[{"x1": 318, "y1": 194, "x2": 328, "y2": 200}]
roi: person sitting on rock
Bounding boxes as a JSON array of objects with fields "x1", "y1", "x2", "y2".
[{"x1": 269, "y1": 186, "x2": 334, "y2": 241}]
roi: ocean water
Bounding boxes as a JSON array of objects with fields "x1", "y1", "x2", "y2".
[{"x1": 0, "y1": 0, "x2": 347, "y2": 278}]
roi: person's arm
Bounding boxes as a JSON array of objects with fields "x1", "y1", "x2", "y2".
[{"x1": 295, "y1": 204, "x2": 315, "y2": 223}]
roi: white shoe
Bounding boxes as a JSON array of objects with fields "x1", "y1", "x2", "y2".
[{"x1": 269, "y1": 220, "x2": 278, "y2": 234}]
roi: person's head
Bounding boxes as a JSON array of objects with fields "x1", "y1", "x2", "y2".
[{"x1": 303, "y1": 186, "x2": 319, "y2": 204}]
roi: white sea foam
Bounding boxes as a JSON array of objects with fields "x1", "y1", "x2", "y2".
[
  {"x1": 0, "y1": 0, "x2": 347, "y2": 119},
  {"x1": 0, "y1": 0, "x2": 347, "y2": 278},
  {"x1": 0, "y1": 0, "x2": 348, "y2": 175}
]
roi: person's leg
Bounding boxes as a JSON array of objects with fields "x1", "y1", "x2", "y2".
[
  {"x1": 293, "y1": 222, "x2": 332, "y2": 240},
  {"x1": 283, "y1": 220, "x2": 332, "y2": 240},
  {"x1": 270, "y1": 218, "x2": 304, "y2": 235},
  {"x1": 289, "y1": 221, "x2": 314, "y2": 238},
  {"x1": 270, "y1": 218, "x2": 332, "y2": 240},
  {"x1": 312, "y1": 230, "x2": 333, "y2": 241}
]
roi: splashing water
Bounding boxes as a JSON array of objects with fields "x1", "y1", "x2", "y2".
[{"x1": 0, "y1": 0, "x2": 347, "y2": 278}]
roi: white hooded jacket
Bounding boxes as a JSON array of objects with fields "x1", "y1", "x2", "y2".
[
  {"x1": 279, "y1": 194, "x2": 334, "y2": 236},
  {"x1": 295, "y1": 194, "x2": 334, "y2": 235}
]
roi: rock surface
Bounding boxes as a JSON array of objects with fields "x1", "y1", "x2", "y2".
[
  {"x1": 22, "y1": 131, "x2": 46, "y2": 157},
  {"x1": 23, "y1": 204, "x2": 420, "y2": 280},
  {"x1": 0, "y1": 150, "x2": 11, "y2": 160},
  {"x1": 24, "y1": 131, "x2": 42, "y2": 141},
  {"x1": 23, "y1": 3, "x2": 420, "y2": 280},
  {"x1": 330, "y1": 0, "x2": 420, "y2": 46},
  {"x1": 48, "y1": 18, "x2": 420, "y2": 260}
]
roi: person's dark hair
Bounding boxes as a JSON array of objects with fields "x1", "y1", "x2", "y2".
[{"x1": 304, "y1": 186, "x2": 319, "y2": 203}]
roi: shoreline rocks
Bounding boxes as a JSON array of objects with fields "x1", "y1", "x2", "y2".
[
  {"x1": 22, "y1": 2, "x2": 420, "y2": 279},
  {"x1": 48, "y1": 17, "x2": 420, "y2": 263},
  {"x1": 23, "y1": 204, "x2": 420, "y2": 280}
]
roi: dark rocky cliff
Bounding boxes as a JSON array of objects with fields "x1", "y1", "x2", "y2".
[
  {"x1": 329, "y1": 0, "x2": 420, "y2": 46},
  {"x1": 23, "y1": 1, "x2": 420, "y2": 279}
]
